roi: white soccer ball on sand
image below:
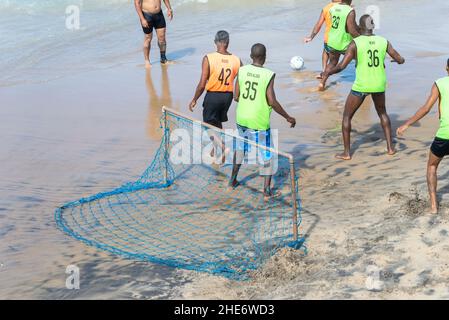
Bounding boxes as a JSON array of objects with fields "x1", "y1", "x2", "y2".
[{"x1": 290, "y1": 56, "x2": 305, "y2": 70}]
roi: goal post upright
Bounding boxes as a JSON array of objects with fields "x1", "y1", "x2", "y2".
[
  {"x1": 289, "y1": 156, "x2": 299, "y2": 242},
  {"x1": 162, "y1": 106, "x2": 169, "y2": 186}
]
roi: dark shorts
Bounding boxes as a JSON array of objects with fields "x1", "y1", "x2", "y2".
[
  {"x1": 324, "y1": 43, "x2": 346, "y2": 55},
  {"x1": 350, "y1": 90, "x2": 385, "y2": 99},
  {"x1": 142, "y1": 11, "x2": 166, "y2": 34},
  {"x1": 431, "y1": 137, "x2": 449, "y2": 158},
  {"x1": 202, "y1": 92, "x2": 233, "y2": 128}
]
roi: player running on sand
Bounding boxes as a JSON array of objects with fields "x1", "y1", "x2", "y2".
[
  {"x1": 322, "y1": 15, "x2": 405, "y2": 160},
  {"x1": 189, "y1": 31, "x2": 242, "y2": 163},
  {"x1": 304, "y1": 0, "x2": 342, "y2": 79},
  {"x1": 319, "y1": 0, "x2": 359, "y2": 91},
  {"x1": 229, "y1": 44, "x2": 296, "y2": 200},
  {"x1": 397, "y1": 59, "x2": 449, "y2": 214}
]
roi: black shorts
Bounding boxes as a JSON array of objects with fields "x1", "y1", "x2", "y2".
[
  {"x1": 142, "y1": 11, "x2": 166, "y2": 34},
  {"x1": 202, "y1": 92, "x2": 233, "y2": 128},
  {"x1": 431, "y1": 137, "x2": 449, "y2": 158}
]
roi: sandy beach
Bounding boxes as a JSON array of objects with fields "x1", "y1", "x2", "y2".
[{"x1": 2, "y1": 0, "x2": 449, "y2": 299}]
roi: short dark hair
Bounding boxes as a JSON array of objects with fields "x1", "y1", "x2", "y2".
[
  {"x1": 214, "y1": 30, "x2": 229, "y2": 45},
  {"x1": 251, "y1": 43, "x2": 266, "y2": 59},
  {"x1": 342, "y1": 0, "x2": 352, "y2": 4},
  {"x1": 359, "y1": 14, "x2": 375, "y2": 31},
  {"x1": 447, "y1": 58, "x2": 449, "y2": 68}
]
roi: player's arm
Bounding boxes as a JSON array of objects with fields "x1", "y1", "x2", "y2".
[
  {"x1": 346, "y1": 10, "x2": 360, "y2": 38},
  {"x1": 234, "y1": 75, "x2": 240, "y2": 102},
  {"x1": 134, "y1": 0, "x2": 148, "y2": 28},
  {"x1": 189, "y1": 56, "x2": 209, "y2": 111},
  {"x1": 304, "y1": 11, "x2": 325, "y2": 43},
  {"x1": 397, "y1": 84, "x2": 440, "y2": 136},
  {"x1": 163, "y1": 0, "x2": 173, "y2": 20},
  {"x1": 387, "y1": 42, "x2": 405, "y2": 64},
  {"x1": 266, "y1": 75, "x2": 296, "y2": 128}
]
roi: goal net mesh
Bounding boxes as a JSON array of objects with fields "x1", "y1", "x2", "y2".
[{"x1": 55, "y1": 108, "x2": 304, "y2": 279}]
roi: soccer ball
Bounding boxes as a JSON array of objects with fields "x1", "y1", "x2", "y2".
[{"x1": 290, "y1": 56, "x2": 305, "y2": 70}]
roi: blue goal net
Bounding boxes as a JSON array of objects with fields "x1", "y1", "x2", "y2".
[{"x1": 55, "y1": 107, "x2": 304, "y2": 279}]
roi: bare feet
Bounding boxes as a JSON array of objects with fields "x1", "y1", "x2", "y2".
[
  {"x1": 263, "y1": 190, "x2": 282, "y2": 202},
  {"x1": 316, "y1": 72, "x2": 323, "y2": 80},
  {"x1": 318, "y1": 82, "x2": 325, "y2": 91},
  {"x1": 145, "y1": 61, "x2": 152, "y2": 69},
  {"x1": 335, "y1": 153, "x2": 352, "y2": 161},
  {"x1": 228, "y1": 179, "x2": 240, "y2": 191},
  {"x1": 387, "y1": 149, "x2": 397, "y2": 156},
  {"x1": 219, "y1": 148, "x2": 231, "y2": 167},
  {"x1": 430, "y1": 206, "x2": 439, "y2": 214}
]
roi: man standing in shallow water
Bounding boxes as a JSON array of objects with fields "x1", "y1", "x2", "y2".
[{"x1": 134, "y1": 0, "x2": 173, "y2": 68}]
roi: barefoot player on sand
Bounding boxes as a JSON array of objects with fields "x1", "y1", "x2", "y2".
[
  {"x1": 134, "y1": 0, "x2": 173, "y2": 68},
  {"x1": 322, "y1": 15, "x2": 405, "y2": 160},
  {"x1": 318, "y1": 0, "x2": 359, "y2": 91},
  {"x1": 397, "y1": 59, "x2": 449, "y2": 214},
  {"x1": 304, "y1": 0, "x2": 342, "y2": 79},
  {"x1": 189, "y1": 31, "x2": 242, "y2": 163},
  {"x1": 229, "y1": 44, "x2": 296, "y2": 200}
]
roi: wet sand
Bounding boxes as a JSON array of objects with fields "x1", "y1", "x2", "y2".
[{"x1": 2, "y1": 0, "x2": 449, "y2": 299}]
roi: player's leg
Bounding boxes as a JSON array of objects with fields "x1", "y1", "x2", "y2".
[
  {"x1": 427, "y1": 151, "x2": 443, "y2": 214},
  {"x1": 143, "y1": 32, "x2": 153, "y2": 68},
  {"x1": 263, "y1": 175, "x2": 273, "y2": 197},
  {"x1": 202, "y1": 93, "x2": 224, "y2": 159},
  {"x1": 229, "y1": 152, "x2": 243, "y2": 188},
  {"x1": 215, "y1": 93, "x2": 233, "y2": 164},
  {"x1": 154, "y1": 12, "x2": 168, "y2": 64},
  {"x1": 372, "y1": 92, "x2": 396, "y2": 155},
  {"x1": 257, "y1": 129, "x2": 278, "y2": 199},
  {"x1": 229, "y1": 126, "x2": 248, "y2": 188},
  {"x1": 319, "y1": 51, "x2": 340, "y2": 91},
  {"x1": 336, "y1": 91, "x2": 366, "y2": 160},
  {"x1": 141, "y1": 12, "x2": 154, "y2": 68},
  {"x1": 321, "y1": 46, "x2": 330, "y2": 76},
  {"x1": 156, "y1": 28, "x2": 167, "y2": 64}
]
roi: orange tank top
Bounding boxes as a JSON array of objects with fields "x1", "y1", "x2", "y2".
[
  {"x1": 205, "y1": 52, "x2": 240, "y2": 93},
  {"x1": 323, "y1": 2, "x2": 339, "y2": 43}
]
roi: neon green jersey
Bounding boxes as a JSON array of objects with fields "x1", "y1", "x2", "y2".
[
  {"x1": 352, "y1": 35, "x2": 388, "y2": 93},
  {"x1": 236, "y1": 64, "x2": 274, "y2": 131},
  {"x1": 327, "y1": 4, "x2": 353, "y2": 52},
  {"x1": 435, "y1": 77, "x2": 449, "y2": 140}
]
